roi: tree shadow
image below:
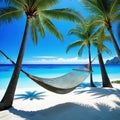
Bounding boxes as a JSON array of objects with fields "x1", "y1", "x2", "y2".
[
  {"x1": 9, "y1": 102, "x2": 120, "y2": 120},
  {"x1": 15, "y1": 91, "x2": 46, "y2": 101},
  {"x1": 74, "y1": 87, "x2": 120, "y2": 99}
]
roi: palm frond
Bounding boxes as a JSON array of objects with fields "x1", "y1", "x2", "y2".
[
  {"x1": 74, "y1": 21, "x2": 86, "y2": 33},
  {"x1": 96, "y1": 27, "x2": 111, "y2": 42},
  {"x1": 101, "y1": 45, "x2": 111, "y2": 54},
  {"x1": 81, "y1": 0, "x2": 105, "y2": 16},
  {"x1": 87, "y1": 15, "x2": 100, "y2": 27},
  {"x1": 42, "y1": 16, "x2": 64, "y2": 41},
  {"x1": 23, "y1": 0, "x2": 34, "y2": 9},
  {"x1": 30, "y1": 18, "x2": 38, "y2": 45},
  {"x1": 92, "y1": 25, "x2": 104, "y2": 37},
  {"x1": 97, "y1": 0, "x2": 111, "y2": 15},
  {"x1": 41, "y1": 8, "x2": 82, "y2": 22},
  {"x1": 66, "y1": 40, "x2": 82, "y2": 53},
  {"x1": 103, "y1": 36, "x2": 111, "y2": 42},
  {"x1": 109, "y1": 0, "x2": 119, "y2": 16},
  {"x1": 92, "y1": 25, "x2": 111, "y2": 53},
  {"x1": 68, "y1": 28, "x2": 86, "y2": 39},
  {"x1": 35, "y1": 16, "x2": 45, "y2": 38},
  {"x1": 29, "y1": 0, "x2": 40, "y2": 11},
  {"x1": 0, "y1": 6, "x2": 23, "y2": 25},
  {"x1": 36, "y1": 0, "x2": 59, "y2": 9},
  {"x1": 87, "y1": 25, "x2": 97, "y2": 37},
  {"x1": 78, "y1": 45, "x2": 84, "y2": 56},
  {"x1": 111, "y1": 14, "x2": 120, "y2": 23}
]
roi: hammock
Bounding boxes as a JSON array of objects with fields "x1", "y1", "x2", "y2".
[{"x1": 0, "y1": 50, "x2": 90, "y2": 94}]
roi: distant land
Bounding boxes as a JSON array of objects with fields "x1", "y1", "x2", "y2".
[{"x1": 106, "y1": 57, "x2": 120, "y2": 64}]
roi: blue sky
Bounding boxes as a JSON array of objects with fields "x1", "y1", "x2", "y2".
[{"x1": 0, "y1": 0, "x2": 119, "y2": 64}]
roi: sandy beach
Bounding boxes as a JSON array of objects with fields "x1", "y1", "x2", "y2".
[{"x1": 0, "y1": 84, "x2": 120, "y2": 120}]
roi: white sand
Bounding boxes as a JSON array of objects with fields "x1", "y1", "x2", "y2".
[{"x1": 0, "y1": 84, "x2": 120, "y2": 120}]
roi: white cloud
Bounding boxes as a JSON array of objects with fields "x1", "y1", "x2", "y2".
[
  {"x1": 33, "y1": 56, "x2": 57, "y2": 59},
  {"x1": 24, "y1": 56, "x2": 99, "y2": 64}
]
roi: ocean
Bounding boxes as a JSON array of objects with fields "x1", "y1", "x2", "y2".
[{"x1": 0, "y1": 64, "x2": 120, "y2": 90}]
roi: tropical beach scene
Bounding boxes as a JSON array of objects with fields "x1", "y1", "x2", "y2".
[{"x1": 0, "y1": 0, "x2": 120, "y2": 120}]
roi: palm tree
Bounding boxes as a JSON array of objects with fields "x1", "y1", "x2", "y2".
[
  {"x1": 93, "y1": 27, "x2": 113, "y2": 87},
  {"x1": 81, "y1": 0, "x2": 120, "y2": 60},
  {"x1": 0, "y1": 0, "x2": 82, "y2": 110},
  {"x1": 66, "y1": 18, "x2": 96, "y2": 87}
]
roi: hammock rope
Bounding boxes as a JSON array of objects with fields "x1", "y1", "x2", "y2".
[{"x1": 0, "y1": 50, "x2": 90, "y2": 94}]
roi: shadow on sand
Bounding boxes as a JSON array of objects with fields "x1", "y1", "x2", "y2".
[
  {"x1": 74, "y1": 87, "x2": 120, "y2": 98},
  {"x1": 9, "y1": 102, "x2": 120, "y2": 120},
  {"x1": 15, "y1": 91, "x2": 46, "y2": 101}
]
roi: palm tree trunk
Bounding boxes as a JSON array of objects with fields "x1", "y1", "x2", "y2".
[
  {"x1": 88, "y1": 46, "x2": 96, "y2": 87},
  {"x1": 0, "y1": 17, "x2": 30, "y2": 111},
  {"x1": 107, "y1": 24, "x2": 120, "y2": 60},
  {"x1": 98, "y1": 50, "x2": 113, "y2": 87}
]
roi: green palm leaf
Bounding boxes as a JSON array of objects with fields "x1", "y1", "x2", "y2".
[
  {"x1": 42, "y1": 8, "x2": 82, "y2": 22},
  {"x1": 81, "y1": 0, "x2": 105, "y2": 16},
  {"x1": 111, "y1": 14, "x2": 120, "y2": 22},
  {"x1": 78, "y1": 45, "x2": 85, "y2": 56},
  {"x1": 36, "y1": 0, "x2": 59, "y2": 9},
  {"x1": 0, "y1": 7, "x2": 23, "y2": 25},
  {"x1": 68, "y1": 27, "x2": 86, "y2": 39},
  {"x1": 93, "y1": 26, "x2": 111, "y2": 53},
  {"x1": 35, "y1": 16, "x2": 45, "y2": 38},
  {"x1": 102, "y1": 45, "x2": 111, "y2": 54},
  {"x1": 66, "y1": 40, "x2": 82, "y2": 53},
  {"x1": 109, "y1": 0, "x2": 119, "y2": 16},
  {"x1": 30, "y1": 18, "x2": 38, "y2": 45},
  {"x1": 42, "y1": 16, "x2": 64, "y2": 41}
]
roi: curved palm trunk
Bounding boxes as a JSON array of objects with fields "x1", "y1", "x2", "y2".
[
  {"x1": 0, "y1": 17, "x2": 30, "y2": 111},
  {"x1": 88, "y1": 46, "x2": 96, "y2": 87},
  {"x1": 107, "y1": 24, "x2": 120, "y2": 60},
  {"x1": 98, "y1": 50, "x2": 112, "y2": 87}
]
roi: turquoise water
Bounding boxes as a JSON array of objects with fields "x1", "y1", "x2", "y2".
[{"x1": 0, "y1": 64, "x2": 120, "y2": 90}]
